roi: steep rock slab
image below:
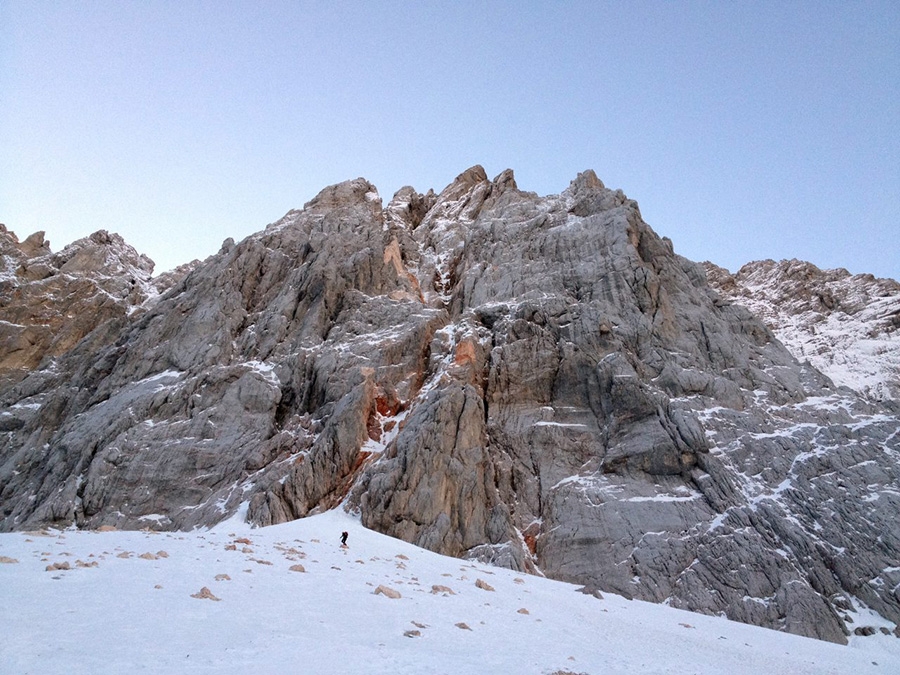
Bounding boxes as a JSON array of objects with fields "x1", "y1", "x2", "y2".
[{"x1": 350, "y1": 167, "x2": 899, "y2": 643}]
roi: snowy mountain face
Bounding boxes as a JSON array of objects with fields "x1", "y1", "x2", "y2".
[
  {"x1": 1, "y1": 169, "x2": 899, "y2": 646},
  {"x1": 704, "y1": 259, "x2": 900, "y2": 406}
]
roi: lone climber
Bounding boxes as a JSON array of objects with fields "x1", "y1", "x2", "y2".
[{"x1": 340, "y1": 531, "x2": 348, "y2": 547}]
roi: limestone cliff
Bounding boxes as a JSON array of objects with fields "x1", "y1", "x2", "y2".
[{"x1": 0, "y1": 170, "x2": 898, "y2": 644}]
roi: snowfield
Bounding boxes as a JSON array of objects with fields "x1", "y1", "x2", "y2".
[{"x1": 2, "y1": 508, "x2": 898, "y2": 675}]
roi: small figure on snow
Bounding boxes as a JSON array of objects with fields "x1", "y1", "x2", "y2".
[{"x1": 340, "y1": 531, "x2": 349, "y2": 547}]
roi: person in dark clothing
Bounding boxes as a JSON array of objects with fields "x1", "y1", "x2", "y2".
[{"x1": 340, "y1": 531, "x2": 348, "y2": 546}]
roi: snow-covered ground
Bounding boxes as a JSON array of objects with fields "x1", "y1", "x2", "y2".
[{"x1": 2, "y1": 508, "x2": 898, "y2": 675}]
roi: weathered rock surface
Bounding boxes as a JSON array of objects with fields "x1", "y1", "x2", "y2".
[
  {"x1": 0, "y1": 225, "x2": 191, "y2": 391},
  {"x1": 1, "y1": 170, "x2": 898, "y2": 644},
  {"x1": 705, "y1": 259, "x2": 900, "y2": 405}
]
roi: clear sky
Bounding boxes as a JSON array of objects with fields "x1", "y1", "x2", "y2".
[{"x1": 2, "y1": 1, "x2": 898, "y2": 279}]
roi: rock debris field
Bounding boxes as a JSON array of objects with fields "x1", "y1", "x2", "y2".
[{"x1": 2, "y1": 508, "x2": 898, "y2": 675}]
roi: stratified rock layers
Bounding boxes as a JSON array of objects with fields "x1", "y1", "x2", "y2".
[{"x1": 1, "y1": 169, "x2": 898, "y2": 644}]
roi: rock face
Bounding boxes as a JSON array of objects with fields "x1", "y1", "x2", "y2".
[
  {"x1": 1, "y1": 170, "x2": 899, "y2": 644},
  {"x1": 705, "y1": 259, "x2": 900, "y2": 405},
  {"x1": 0, "y1": 225, "x2": 192, "y2": 391}
]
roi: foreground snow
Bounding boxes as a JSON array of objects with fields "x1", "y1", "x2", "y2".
[{"x1": 2, "y1": 510, "x2": 898, "y2": 675}]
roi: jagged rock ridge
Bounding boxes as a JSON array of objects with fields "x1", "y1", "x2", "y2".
[
  {"x1": 0, "y1": 170, "x2": 898, "y2": 645},
  {"x1": 0, "y1": 225, "x2": 194, "y2": 390},
  {"x1": 705, "y1": 259, "x2": 900, "y2": 405}
]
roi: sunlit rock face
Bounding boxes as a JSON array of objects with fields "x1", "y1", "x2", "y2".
[
  {"x1": 0, "y1": 226, "x2": 156, "y2": 387},
  {"x1": 1, "y1": 169, "x2": 898, "y2": 644}
]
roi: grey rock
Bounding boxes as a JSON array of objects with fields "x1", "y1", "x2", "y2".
[{"x1": 1, "y1": 168, "x2": 899, "y2": 645}]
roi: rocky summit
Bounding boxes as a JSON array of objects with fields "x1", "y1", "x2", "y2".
[{"x1": 1, "y1": 168, "x2": 898, "y2": 644}]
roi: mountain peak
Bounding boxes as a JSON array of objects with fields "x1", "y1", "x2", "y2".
[{"x1": 304, "y1": 177, "x2": 381, "y2": 211}]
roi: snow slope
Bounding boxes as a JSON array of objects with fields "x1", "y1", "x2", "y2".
[{"x1": 2, "y1": 509, "x2": 898, "y2": 675}]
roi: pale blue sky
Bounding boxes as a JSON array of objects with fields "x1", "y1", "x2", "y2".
[{"x1": 2, "y1": 1, "x2": 898, "y2": 278}]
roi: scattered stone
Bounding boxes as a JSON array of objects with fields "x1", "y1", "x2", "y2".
[
  {"x1": 403, "y1": 630, "x2": 421, "y2": 638},
  {"x1": 76, "y1": 560, "x2": 99, "y2": 568},
  {"x1": 138, "y1": 552, "x2": 158, "y2": 560},
  {"x1": 475, "y1": 579, "x2": 495, "y2": 592},
  {"x1": 374, "y1": 585, "x2": 401, "y2": 599},
  {"x1": 0, "y1": 556, "x2": 19, "y2": 564},
  {"x1": 289, "y1": 564, "x2": 306, "y2": 573},
  {"x1": 116, "y1": 552, "x2": 131, "y2": 559},
  {"x1": 215, "y1": 574, "x2": 231, "y2": 581},
  {"x1": 431, "y1": 585, "x2": 456, "y2": 595},
  {"x1": 576, "y1": 584, "x2": 604, "y2": 600},
  {"x1": 517, "y1": 608, "x2": 530, "y2": 615},
  {"x1": 191, "y1": 587, "x2": 220, "y2": 601},
  {"x1": 45, "y1": 561, "x2": 70, "y2": 571},
  {"x1": 455, "y1": 622, "x2": 472, "y2": 631}
]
